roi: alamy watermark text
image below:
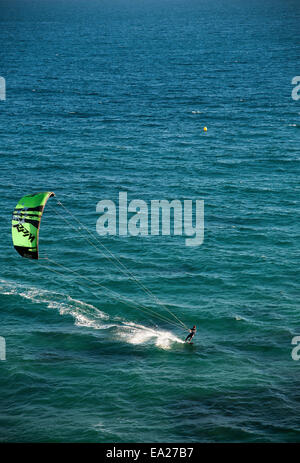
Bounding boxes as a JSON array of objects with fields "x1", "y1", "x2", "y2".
[
  {"x1": 292, "y1": 76, "x2": 300, "y2": 101},
  {"x1": 96, "y1": 192, "x2": 204, "y2": 246},
  {"x1": 0, "y1": 77, "x2": 5, "y2": 101},
  {"x1": 0, "y1": 337, "x2": 6, "y2": 361}
]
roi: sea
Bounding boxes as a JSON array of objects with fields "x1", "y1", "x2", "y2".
[{"x1": 0, "y1": 0, "x2": 300, "y2": 443}]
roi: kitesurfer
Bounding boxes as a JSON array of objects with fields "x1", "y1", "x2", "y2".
[{"x1": 185, "y1": 325, "x2": 196, "y2": 343}]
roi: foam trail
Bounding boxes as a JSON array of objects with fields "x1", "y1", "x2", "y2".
[
  {"x1": 1, "y1": 279, "x2": 184, "y2": 349},
  {"x1": 73, "y1": 313, "x2": 114, "y2": 330},
  {"x1": 117, "y1": 321, "x2": 184, "y2": 350}
]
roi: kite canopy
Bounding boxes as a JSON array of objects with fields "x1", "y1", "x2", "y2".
[{"x1": 12, "y1": 192, "x2": 55, "y2": 259}]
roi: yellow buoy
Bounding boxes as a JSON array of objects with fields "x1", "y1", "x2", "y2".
[{"x1": 204, "y1": 126, "x2": 207, "y2": 132}]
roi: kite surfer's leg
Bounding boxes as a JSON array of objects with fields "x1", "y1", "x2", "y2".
[{"x1": 185, "y1": 333, "x2": 192, "y2": 342}]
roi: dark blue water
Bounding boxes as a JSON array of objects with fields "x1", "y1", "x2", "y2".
[{"x1": 0, "y1": 0, "x2": 300, "y2": 442}]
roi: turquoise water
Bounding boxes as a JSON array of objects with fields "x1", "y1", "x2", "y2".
[{"x1": 1, "y1": 0, "x2": 300, "y2": 442}]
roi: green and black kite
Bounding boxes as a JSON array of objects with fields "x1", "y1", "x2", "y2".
[{"x1": 12, "y1": 192, "x2": 55, "y2": 259}]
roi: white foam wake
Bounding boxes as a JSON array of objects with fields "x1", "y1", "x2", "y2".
[
  {"x1": 1, "y1": 279, "x2": 184, "y2": 350},
  {"x1": 117, "y1": 321, "x2": 184, "y2": 349}
]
